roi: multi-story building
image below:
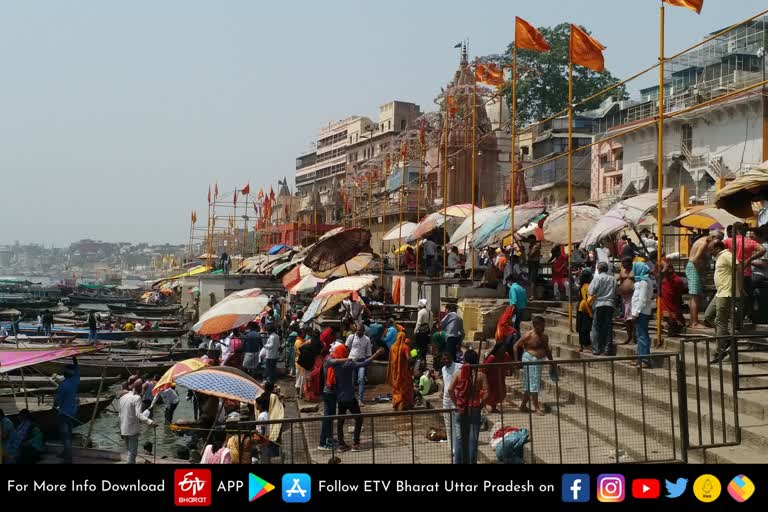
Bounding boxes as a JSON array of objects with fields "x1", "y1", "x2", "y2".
[
  {"x1": 518, "y1": 115, "x2": 594, "y2": 207},
  {"x1": 294, "y1": 100, "x2": 421, "y2": 249},
  {"x1": 591, "y1": 17, "x2": 768, "y2": 209}
]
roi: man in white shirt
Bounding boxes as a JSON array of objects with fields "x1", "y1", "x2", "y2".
[
  {"x1": 414, "y1": 299, "x2": 432, "y2": 363},
  {"x1": 118, "y1": 380, "x2": 156, "y2": 464},
  {"x1": 345, "y1": 323, "x2": 372, "y2": 404},
  {"x1": 440, "y1": 351, "x2": 462, "y2": 454},
  {"x1": 150, "y1": 384, "x2": 180, "y2": 424},
  {"x1": 264, "y1": 325, "x2": 281, "y2": 381}
]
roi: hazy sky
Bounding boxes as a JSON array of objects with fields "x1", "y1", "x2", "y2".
[{"x1": 1, "y1": 0, "x2": 764, "y2": 246}]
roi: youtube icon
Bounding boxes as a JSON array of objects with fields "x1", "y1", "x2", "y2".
[{"x1": 632, "y1": 479, "x2": 660, "y2": 499}]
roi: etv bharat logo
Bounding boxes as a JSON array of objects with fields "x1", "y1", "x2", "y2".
[{"x1": 175, "y1": 469, "x2": 212, "y2": 507}]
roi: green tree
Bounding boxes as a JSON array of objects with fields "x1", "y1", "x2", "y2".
[{"x1": 494, "y1": 23, "x2": 627, "y2": 126}]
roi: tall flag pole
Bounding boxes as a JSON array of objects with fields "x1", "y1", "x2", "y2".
[
  {"x1": 471, "y1": 84, "x2": 477, "y2": 281},
  {"x1": 398, "y1": 141, "x2": 407, "y2": 272},
  {"x1": 443, "y1": 110, "x2": 450, "y2": 276},
  {"x1": 569, "y1": 24, "x2": 606, "y2": 333},
  {"x1": 513, "y1": 17, "x2": 551, "y2": 241},
  {"x1": 657, "y1": 0, "x2": 701, "y2": 345},
  {"x1": 416, "y1": 127, "x2": 425, "y2": 280}
]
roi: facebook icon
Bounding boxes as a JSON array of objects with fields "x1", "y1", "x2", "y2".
[{"x1": 562, "y1": 474, "x2": 590, "y2": 503}]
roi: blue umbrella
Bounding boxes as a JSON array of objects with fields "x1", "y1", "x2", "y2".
[
  {"x1": 176, "y1": 366, "x2": 264, "y2": 403},
  {"x1": 268, "y1": 244, "x2": 290, "y2": 255},
  {"x1": 472, "y1": 202, "x2": 546, "y2": 248}
]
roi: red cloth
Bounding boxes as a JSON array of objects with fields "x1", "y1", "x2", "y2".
[
  {"x1": 319, "y1": 328, "x2": 335, "y2": 351},
  {"x1": 661, "y1": 271, "x2": 686, "y2": 323},
  {"x1": 454, "y1": 365, "x2": 482, "y2": 414},
  {"x1": 326, "y1": 344, "x2": 348, "y2": 388},
  {"x1": 724, "y1": 236, "x2": 760, "y2": 276},
  {"x1": 495, "y1": 306, "x2": 516, "y2": 343},
  {"x1": 484, "y1": 352, "x2": 511, "y2": 407},
  {"x1": 552, "y1": 254, "x2": 568, "y2": 279}
]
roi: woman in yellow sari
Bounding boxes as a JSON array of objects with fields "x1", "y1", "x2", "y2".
[{"x1": 387, "y1": 331, "x2": 414, "y2": 411}]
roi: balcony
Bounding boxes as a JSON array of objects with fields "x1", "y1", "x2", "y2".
[{"x1": 601, "y1": 160, "x2": 624, "y2": 175}]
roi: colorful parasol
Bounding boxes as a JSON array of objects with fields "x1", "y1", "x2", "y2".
[
  {"x1": 176, "y1": 366, "x2": 264, "y2": 404},
  {"x1": 152, "y1": 358, "x2": 208, "y2": 395},
  {"x1": 543, "y1": 203, "x2": 602, "y2": 245},
  {"x1": 716, "y1": 161, "x2": 768, "y2": 218},
  {"x1": 303, "y1": 227, "x2": 372, "y2": 272},
  {"x1": 580, "y1": 189, "x2": 673, "y2": 249},
  {"x1": 407, "y1": 204, "x2": 478, "y2": 242},
  {"x1": 471, "y1": 201, "x2": 547, "y2": 248},
  {"x1": 312, "y1": 252, "x2": 374, "y2": 278},
  {"x1": 316, "y1": 274, "x2": 378, "y2": 298},
  {"x1": 192, "y1": 289, "x2": 269, "y2": 335},
  {"x1": 382, "y1": 221, "x2": 418, "y2": 242},
  {"x1": 268, "y1": 244, "x2": 291, "y2": 255},
  {"x1": 669, "y1": 205, "x2": 743, "y2": 231}
]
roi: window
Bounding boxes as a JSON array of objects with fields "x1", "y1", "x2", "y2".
[
  {"x1": 681, "y1": 124, "x2": 692, "y2": 152},
  {"x1": 400, "y1": 119, "x2": 406, "y2": 130}
]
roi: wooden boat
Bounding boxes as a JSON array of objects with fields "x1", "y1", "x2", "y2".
[
  {"x1": 4, "y1": 324, "x2": 133, "y2": 341},
  {"x1": 128, "y1": 328, "x2": 187, "y2": 339},
  {"x1": 33, "y1": 359, "x2": 176, "y2": 378},
  {"x1": 112, "y1": 313, "x2": 183, "y2": 326},
  {"x1": 0, "y1": 394, "x2": 115, "y2": 435},
  {"x1": 66, "y1": 293, "x2": 132, "y2": 305},
  {"x1": 0, "y1": 335, "x2": 79, "y2": 345},
  {"x1": 107, "y1": 303, "x2": 181, "y2": 315},
  {"x1": 0, "y1": 375, "x2": 120, "y2": 392}
]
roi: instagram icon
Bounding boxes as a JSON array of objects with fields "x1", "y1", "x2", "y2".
[{"x1": 597, "y1": 474, "x2": 626, "y2": 503}]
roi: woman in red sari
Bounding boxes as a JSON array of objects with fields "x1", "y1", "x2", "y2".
[
  {"x1": 660, "y1": 260, "x2": 686, "y2": 340},
  {"x1": 495, "y1": 306, "x2": 516, "y2": 346},
  {"x1": 387, "y1": 332, "x2": 413, "y2": 411},
  {"x1": 304, "y1": 328, "x2": 335, "y2": 401},
  {"x1": 484, "y1": 341, "x2": 512, "y2": 413}
]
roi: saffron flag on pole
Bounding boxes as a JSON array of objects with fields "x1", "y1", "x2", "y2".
[
  {"x1": 233, "y1": 191, "x2": 238, "y2": 207},
  {"x1": 515, "y1": 17, "x2": 550, "y2": 52},
  {"x1": 663, "y1": 0, "x2": 703, "y2": 14},
  {"x1": 570, "y1": 24, "x2": 606, "y2": 72},
  {"x1": 241, "y1": 183, "x2": 250, "y2": 195},
  {"x1": 191, "y1": 211, "x2": 197, "y2": 224},
  {"x1": 214, "y1": 182, "x2": 219, "y2": 199},
  {"x1": 207, "y1": 186, "x2": 211, "y2": 204}
]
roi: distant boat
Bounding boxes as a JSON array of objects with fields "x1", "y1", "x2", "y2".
[
  {"x1": 2, "y1": 324, "x2": 133, "y2": 341},
  {"x1": 0, "y1": 395, "x2": 115, "y2": 435},
  {"x1": 0, "y1": 375, "x2": 120, "y2": 392},
  {"x1": 34, "y1": 359, "x2": 176, "y2": 378},
  {"x1": 107, "y1": 303, "x2": 181, "y2": 315}
]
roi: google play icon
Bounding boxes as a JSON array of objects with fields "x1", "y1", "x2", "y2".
[{"x1": 249, "y1": 474, "x2": 275, "y2": 502}]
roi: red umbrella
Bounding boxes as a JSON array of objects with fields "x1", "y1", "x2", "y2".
[{"x1": 302, "y1": 227, "x2": 372, "y2": 272}]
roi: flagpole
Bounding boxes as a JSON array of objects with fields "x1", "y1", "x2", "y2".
[
  {"x1": 416, "y1": 132, "x2": 424, "y2": 280},
  {"x1": 443, "y1": 113, "x2": 449, "y2": 276},
  {"x1": 383, "y1": 159, "x2": 390, "y2": 283},
  {"x1": 510, "y1": 45, "x2": 517, "y2": 243},
  {"x1": 398, "y1": 150, "x2": 405, "y2": 272},
  {"x1": 471, "y1": 85, "x2": 477, "y2": 281},
  {"x1": 188, "y1": 214, "x2": 194, "y2": 267},
  {"x1": 656, "y1": 1, "x2": 665, "y2": 347},
  {"x1": 567, "y1": 60, "x2": 574, "y2": 334}
]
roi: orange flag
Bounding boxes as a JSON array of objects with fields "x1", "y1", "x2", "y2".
[
  {"x1": 570, "y1": 24, "x2": 606, "y2": 72},
  {"x1": 446, "y1": 96, "x2": 458, "y2": 117},
  {"x1": 474, "y1": 62, "x2": 487, "y2": 82},
  {"x1": 258, "y1": 188, "x2": 264, "y2": 199},
  {"x1": 515, "y1": 17, "x2": 550, "y2": 52},
  {"x1": 663, "y1": 0, "x2": 703, "y2": 13},
  {"x1": 207, "y1": 185, "x2": 211, "y2": 204},
  {"x1": 214, "y1": 183, "x2": 219, "y2": 198},
  {"x1": 400, "y1": 140, "x2": 407, "y2": 159},
  {"x1": 191, "y1": 211, "x2": 197, "y2": 224},
  {"x1": 233, "y1": 190, "x2": 238, "y2": 207},
  {"x1": 484, "y1": 63, "x2": 504, "y2": 86},
  {"x1": 241, "y1": 183, "x2": 250, "y2": 195}
]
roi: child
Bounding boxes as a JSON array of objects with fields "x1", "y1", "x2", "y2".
[{"x1": 576, "y1": 270, "x2": 594, "y2": 352}]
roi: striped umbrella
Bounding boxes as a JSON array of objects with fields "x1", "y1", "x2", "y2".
[
  {"x1": 192, "y1": 291, "x2": 269, "y2": 335},
  {"x1": 176, "y1": 366, "x2": 264, "y2": 404},
  {"x1": 152, "y1": 357, "x2": 208, "y2": 396}
]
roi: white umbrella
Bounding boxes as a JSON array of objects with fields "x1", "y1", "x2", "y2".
[
  {"x1": 312, "y1": 253, "x2": 374, "y2": 278},
  {"x1": 316, "y1": 274, "x2": 378, "y2": 298},
  {"x1": 193, "y1": 293, "x2": 269, "y2": 335},
  {"x1": 382, "y1": 222, "x2": 418, "y2": 242}
]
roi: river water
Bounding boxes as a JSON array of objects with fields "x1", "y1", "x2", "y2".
[{"x1": 73, "y1": 383, "x2": 197, "y2": 461}]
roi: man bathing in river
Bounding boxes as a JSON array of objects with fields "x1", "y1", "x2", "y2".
[
  {"x1": 513, "y1": 316, "x2": 553, "y2": 416},
  {"x1": 686, "y1": 232, "x2": 721, "y2": 327}
]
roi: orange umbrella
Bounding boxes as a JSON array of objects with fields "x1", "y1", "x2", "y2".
[{"x1": 152, "y1": 357, "x2": 208, "y2": 395}]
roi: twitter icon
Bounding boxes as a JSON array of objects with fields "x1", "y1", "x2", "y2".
[{"x1": 665, "y1": 478, "x2": 688, "y2": 498}]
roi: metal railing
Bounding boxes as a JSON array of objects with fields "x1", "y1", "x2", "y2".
[
  {"x1": 466, "y1": 356, "x2": 685, "y2": 464},
  {"x1": 228, "y1": 408, "x2": 455, "y2": 464}
]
